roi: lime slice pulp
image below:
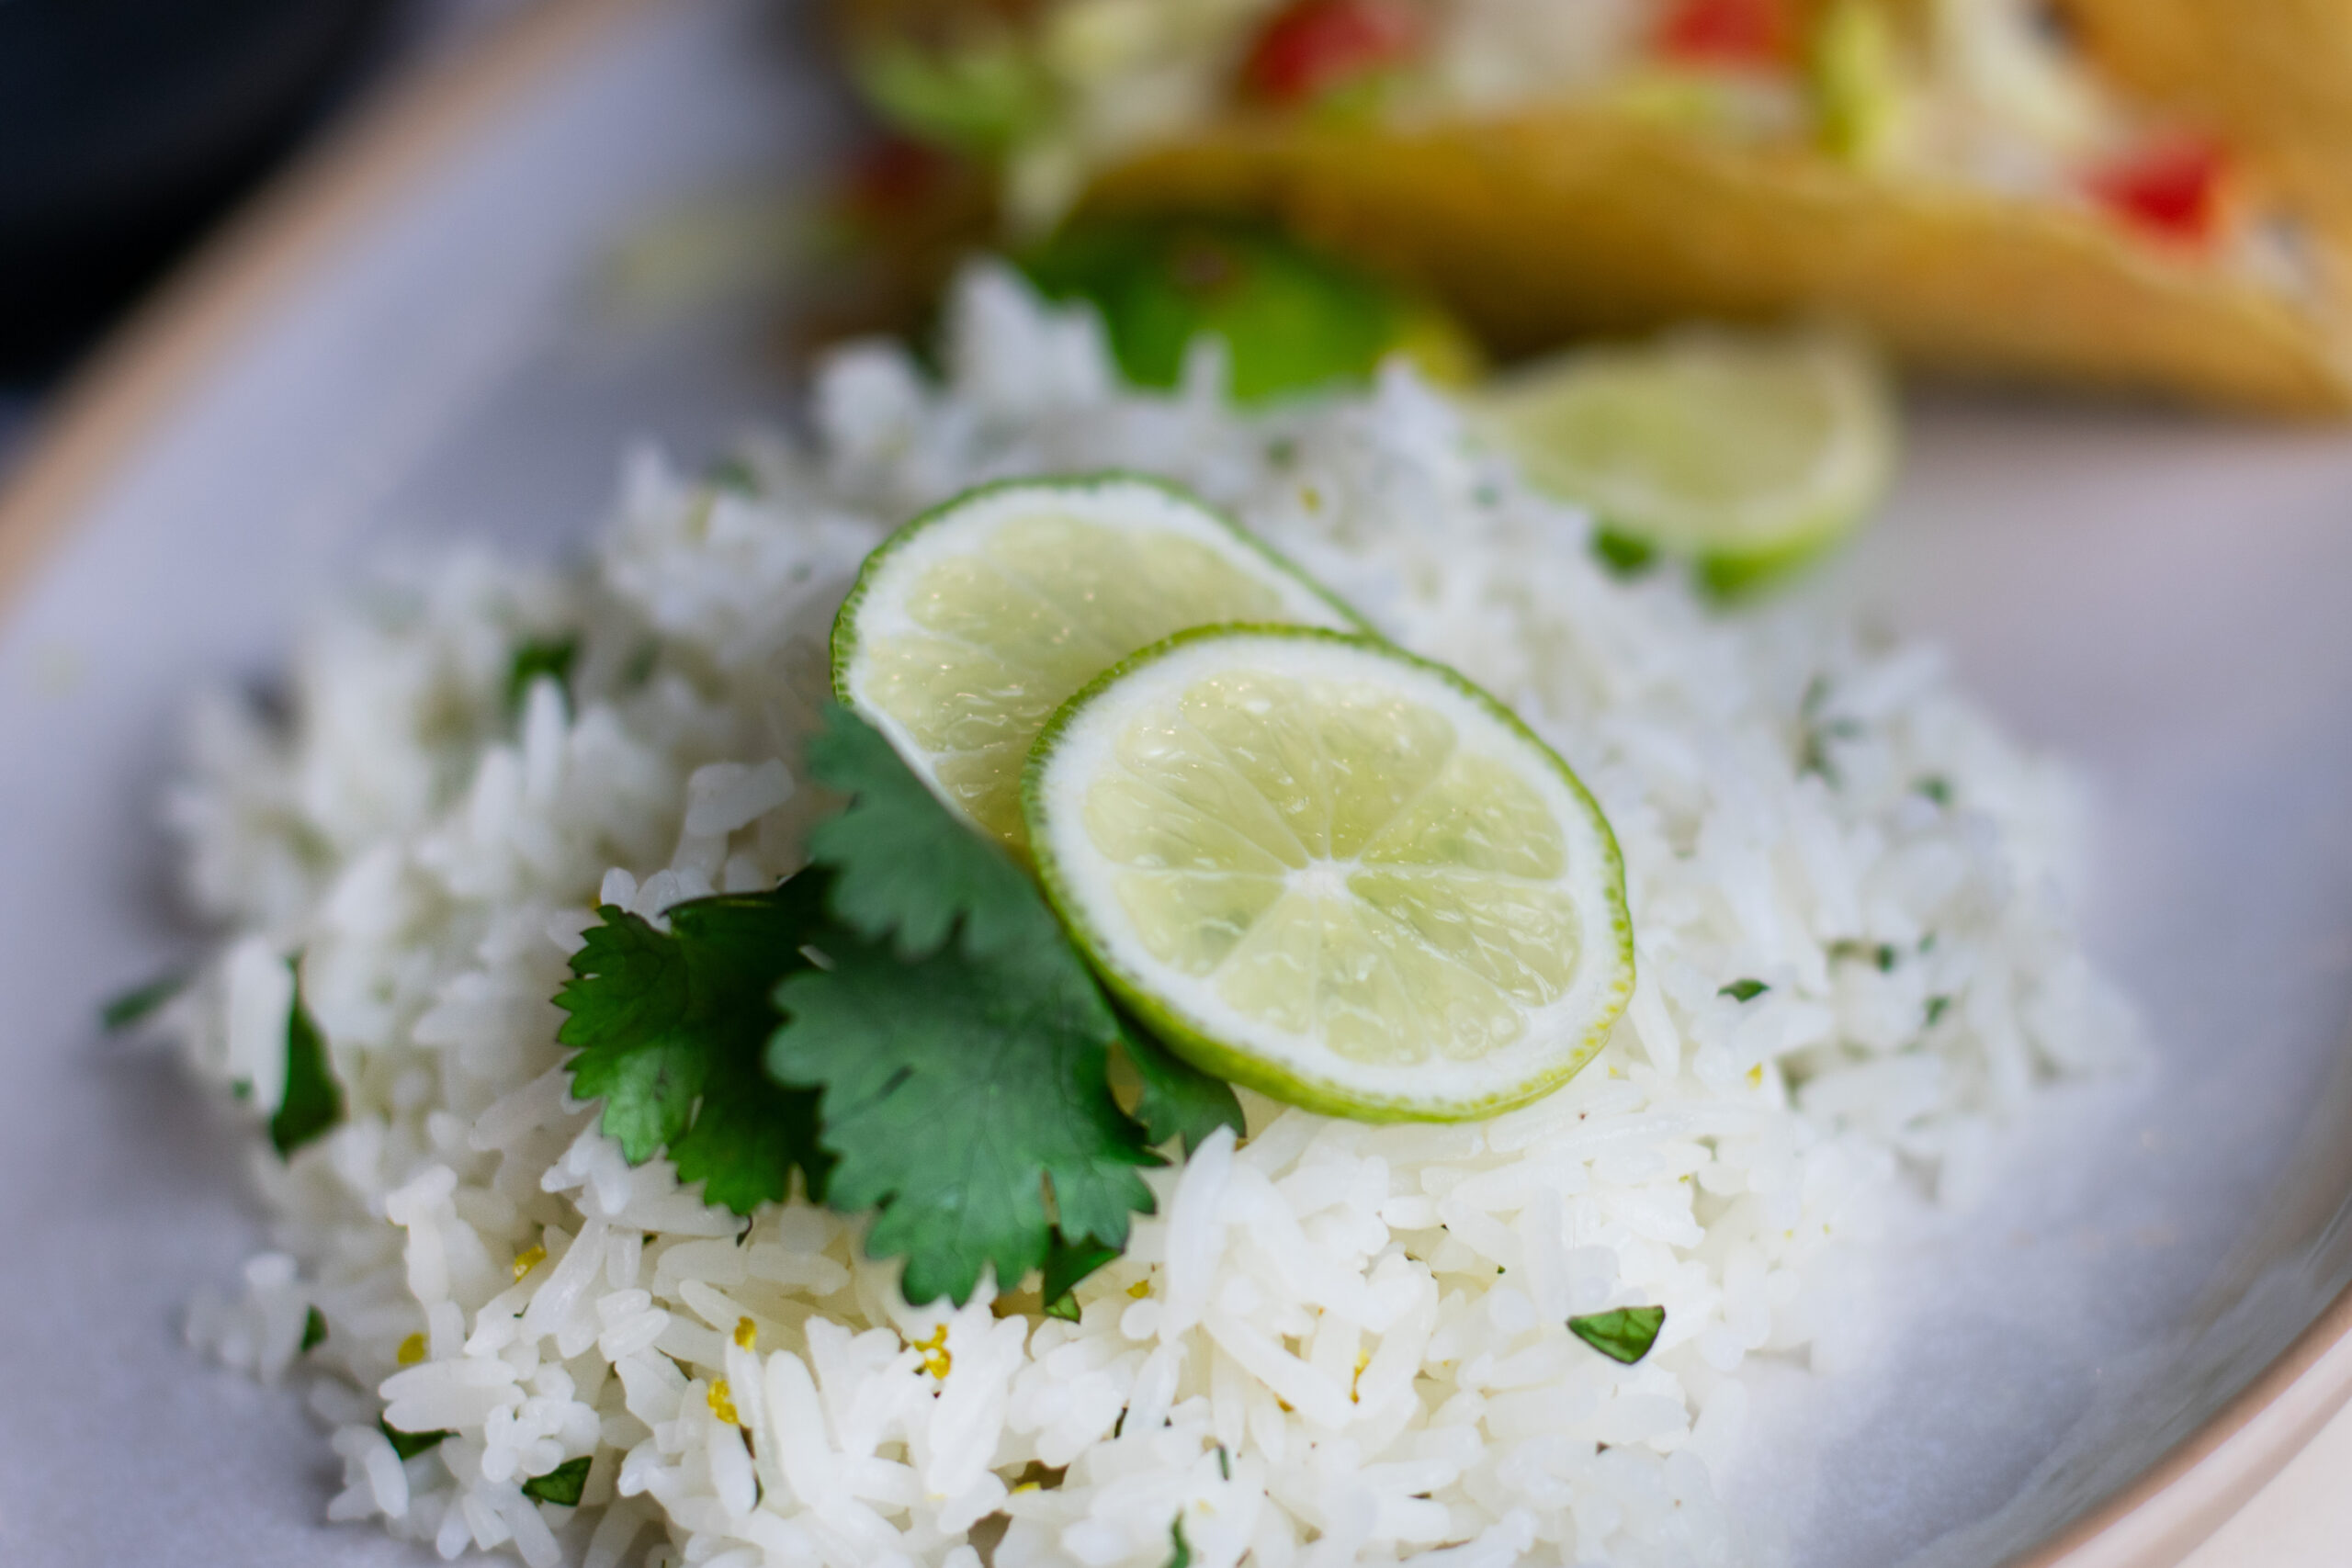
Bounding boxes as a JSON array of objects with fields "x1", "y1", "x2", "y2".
[
  {"x1": 1025, "y1": 626, "x2": 1634, "y2": 1122},
  {"x1": 831, "y1": 474, "x2": 1363, "y2": 850},
  {"x1": 1468, "y1": 325, "x2": 1896, "y2": 595}
]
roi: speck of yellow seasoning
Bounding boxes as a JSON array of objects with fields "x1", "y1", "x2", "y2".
[
  {"x1": 707, "y1": 1380, "x2": 740, "y2": 1426},
  {"x1": 1125, "y1": 1280, "x2": 1151, "y2": 1299},
  {"x1": 1747, "y1": 1064, "x2": 1765, "y2": 1089},
  {"x1": 1012, "y1": 1481, "x2": 1040, "y2": 1494},
  {"x1": 910, "y1": 1324, "x2": 953, "y2": 1379},
  {"x1": 733, "y1": 1316, "x2": 758, "y2": 1350},
  {"x1": 396, "y1": 1332, "x2": 426, "y2": 1366},
  {"x1": 512, "y1": 1243, "x2": 547, "y2": 1282},
  {"x1": 1351, "y1": 1348, "x2": 1372, "y2": 1403}
]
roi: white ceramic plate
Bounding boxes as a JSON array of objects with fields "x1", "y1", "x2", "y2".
[{"x1": 4, "y1": 2, "x2": 2351, "y2": 1563}]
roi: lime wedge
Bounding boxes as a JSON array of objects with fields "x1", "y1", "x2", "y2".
[
  {"x1": 1024, "y1": 626, "x2": 1634, "y2": 1122},
  {"x1": 1469, "y1": 326, "x2": 1897, "y2": 596},
  {"x1": 832, "y1": 475, "x2": 1363, "y2": 850}
]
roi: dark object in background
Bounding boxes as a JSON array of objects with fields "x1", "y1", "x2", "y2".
[{"x1": 0, "y1": 0, "x2": 398, "y2": 382}]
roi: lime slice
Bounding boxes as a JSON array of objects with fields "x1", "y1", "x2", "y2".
[
  {"x1": 1025, "y1": 626, "x2": 1634, "y2": 1122},
  {"x1": 1469, "y1": 326, "x2": 1896, "y2": 596},
  {"x1": 832, "y1": 475, "x2": 1363, "y2": 849}
]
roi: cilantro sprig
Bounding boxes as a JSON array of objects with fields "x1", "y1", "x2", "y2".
[
  {"x1": 553, "y1": 705, "x2": 1242, "y2": 1308},
  {"x1": 556, "y1": 881, "x2": 832, "y2": 1215}
]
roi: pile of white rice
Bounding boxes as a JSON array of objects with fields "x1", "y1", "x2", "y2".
[{"x1": 167, "y1": 266, "x2": 2129, "y2": 1568}]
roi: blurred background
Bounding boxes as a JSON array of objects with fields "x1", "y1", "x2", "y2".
[{"x1": 0, "y1": 0, "x2": 533, "y2": 470}]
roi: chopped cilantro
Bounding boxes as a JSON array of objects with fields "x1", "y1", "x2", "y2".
[
  {"x1": 379, "y1": 1419, "x2": 450, "y2": 1461},
  {"x1": 1828, "y1": 940, "x2": 1898, "y2": 973},
  {"x1": 99, "y1": 969, "x2": 187, "y2": 1032},
  {"x1": 620, "y1": 641, "x2": 660, "y2": 689},
  {"x1": 1215, "y1": 1444, "x2": 1231, "y2": 1481},
  {"x1": 271, "y1": 959, "x2": 342, "y2": 1158},
  {"x1": 1915, "y1": 775, "x2": 1953, "y2": 807},
  {"x1": 1590, "y1": 527, "x2": 1658, "y2": 579},
  {"x1": 505, "y1": 635, "x2": 580, "y2": 716},
  {"x1": 707, "y1": 456, "x2": 761, "y2": 496},
  {"x1": 1116, "y1": 1010, "x2": 1245, "y2": 1155},
  {"x1": 1164, "y1": 1515, "x2": 1192, "y2": 1568},
  {"x1": 1719, "y1": 979, "x2": 1769, "y2": 1003},
  {"x1": 1041, "y1": 1232, "x2": 1122, "y2": 1321},
  {"x1": 1926, "y1": 995, "x2": 1953, "y2": 1027},
  {"x1": 521, "y1": 1454, "x2": 593, "y2": 1506},
  {"x1": 805, "y1": 704, "x2": 1061, "y2": 965},
  {"x1": 770, "y1": 916, "x2": 1157, "y2": 1305},
  {"x1": 301, "y1": 1307, "x2": 327, "y2": 1352},
  {"x1": 1567, "y1": 1304, "x2": 1667, "y2": 1364},
  {"x1": 556, "y1": 879, "x2": 831, "y2": 1215}
]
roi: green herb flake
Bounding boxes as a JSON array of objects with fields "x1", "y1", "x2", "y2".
[
  {"x1": 1926, "y1": 995, "x2": 1953, "y2": 1027},
  {"x1": 301, "y1": 1307, "x2": 328, "y2": 1353},
  {"x1": 1591, "y1": 527, "x2": 1658, "y2": 579},
  {"x1": 1164, "y1": 1515, "x2": 1192, "y2": 1568},
  {"x1": 707, "y1": 456, "x2": 761, "y2": 496},
  {"x1": 1041, "y1": 1232, "x2": 1122, "y2": 1322},
  {"x1": 521, "y1": 1454, "x2": 593, "y2": 1507},
  {"x1": 1915, "y1": 775, "x2": 1953, "y2": 807},
  {"x1": 1216, "y1": 1445, "x2": 1231, "y2": 1481},
  {"x1": 504, "y1": 635, "x2": 580, "y2": 716},
  {"x1": 1567, "y1": 1304, "x2": 1667, "y2": 1365},
  {"x1": 271, "y1": 959, "x2": 342, "y2": 1158},
  {"x1": 379, "y1": 1419, "x2": 451, "y2": 1461},
  {"x1": 1827, "y1": 939, "x2": 1898, "y2": 973},
  {"x1": 556, "y1": 879, "x2": 832, "y2": 1215},
  {"x1": 1719, "y1": 979, "x2": 1770, "y2": 1003},
  {"x1": 99, "y1": 969, "x2": 187, "y2": 1032},
  {"x1": 620, "y1": 641, "x2": 660, "y2": 689}
]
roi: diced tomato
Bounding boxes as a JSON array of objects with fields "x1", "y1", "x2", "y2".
[
  {"x1": 839, "y1": 137, "x2": 957, "y2": 223},
  {"x1": 1241, "y1": 0, "x2": 1425, "y2": 107},
  {"x1": 1656, "y1": 0, "x2": 1792, "y2": 67},
  {"x1": 2087, "y1": 137, "x2": 2226, "y2": 244}
]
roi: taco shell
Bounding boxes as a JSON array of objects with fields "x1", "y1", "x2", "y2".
[{"x1": 1078, "y1": 107, "x2": 2352, "y2": 415}]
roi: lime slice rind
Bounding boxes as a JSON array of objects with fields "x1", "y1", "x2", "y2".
[
  {"x1": 832, "y1": 473, "x2": 1367, "y2": 850},
  {"x1": 1025, "y1": 625, "x2": 1635, "y2": 1123}
]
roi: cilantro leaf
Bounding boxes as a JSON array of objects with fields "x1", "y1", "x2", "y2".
[
  {"x1": 1590, "y1": 527, "x2": 1658, "y2": 579},
  {"x1": 1719, "y1": 978, "x2": 1769, "y2": 1003},
  {"x1": 1568, "y1": 1304, "x2": 1666, "y2": 1364},
  {"x1": 769, "y1": 919, "x2": 1158, "y2": 1306},
  {"x1": 379, "y1": 1419, "x2": 450, "y2": 1461},
  {"x1": 99, "y1": 968, "x2": 187, "y2": 1032},
  {"x1": 557, "y1": 879, "x2": 831, "y2": 1214},
  {"x1": 1165, "y1": 1516, "x2": 1192, "y2": 1568},
  {"x1": 301, "y1": 1307, "x2": 327, "y2": 1352},
  {"x1": 1041, "y1": 1231, "x2": 1122, "y2": 1322},
  {"x1": 505, "y1": 635, "x2": 579, "y2": 716},
  {"x1": 271, "y1": 959, "x2": 342, "y2": 1157},
  {"x1": 1116, "y1": 1013, "x2": 1245, "y2": 1155},
  {"x1": 521, "y1": 1454, "x2": 593, "y2": 1506},
  {"x1": 805, "y1": 703, "x2": 1062, "y2": 964}
]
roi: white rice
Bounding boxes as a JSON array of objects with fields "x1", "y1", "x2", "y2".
[{"x1": 165, "y1": 265, "x2": 2130, "y2": 1568}]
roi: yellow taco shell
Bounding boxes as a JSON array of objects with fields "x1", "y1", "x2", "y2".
[{"x1": 1078, "y1": 107, "x2": 2352, "y2": 416}]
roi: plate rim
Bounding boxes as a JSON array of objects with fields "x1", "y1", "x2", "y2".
[{"x1": 0, "y1": 2, "x2": 2343, "y2": 1562}]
